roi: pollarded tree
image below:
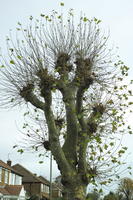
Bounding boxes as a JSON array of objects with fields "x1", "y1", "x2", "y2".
[{"x1": 0, "y1": 7, "x2": 132, "y2": 200}]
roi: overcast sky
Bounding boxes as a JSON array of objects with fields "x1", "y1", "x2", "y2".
[{"x1": 0, "y1": 0, "x2": 133, "y2": 188}]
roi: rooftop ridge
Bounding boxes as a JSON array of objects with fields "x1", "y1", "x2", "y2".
[{"x1": 12, "y1": 164, "x2": 49, "y2": 184}]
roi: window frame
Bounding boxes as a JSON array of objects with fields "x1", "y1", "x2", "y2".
[
  {"x1": 4, "y1": 169, "x2": 9, "y2": 184},
  {"x1": 0, "y1": 167, "x2": 2, "y2": 182}
]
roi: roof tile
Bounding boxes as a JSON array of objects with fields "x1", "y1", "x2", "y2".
[
  {"x1": 5, "y1": 185, "x2": 22, "y2": 196},
  {"x1": 0, "y1": 185, "x2": 22, "y2": 196}
]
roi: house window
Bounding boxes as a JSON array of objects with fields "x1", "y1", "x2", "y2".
[
  {"x1": 4, "y1": 170, "x2": 8, "y2": 184},
  {"x1": 10, "y1": 173, "x2": 15, "y2": 185},
  {"x1": 41, "y1": 184, "x2": 44, "y2": 192},
  {"x1": 41, "y1": 184, "x2": 49, "y2": 193},
  {"x1": 45, "y1": 185, "x2": 49, "y2": 193},
  {"x1": 15, "y1": 175, "x2": 22, "y2": 185},
  {"x1": 0, "y1": 167, "x2": 2, "y2": 182},
  {"x1": 59, "y1": 190, "x2": 62, "y2": 197}
]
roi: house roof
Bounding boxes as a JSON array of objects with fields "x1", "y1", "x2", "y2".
[
  {"x1": 52, "y1": 182, "x2": 63, "y2": 191},
  {"x1": 38, "y1": 176, "x2": 50, "y2": 186},
  {"x1": 13, "y1": 164, "x2": 49, "y2": 184},
  {"x1": 5, "y1": 185, "x2": 23, "y2": 196},
  {"x1": 0, "y1": 160, "x2": 23, "y2": 176},
  {"x1": 0, "y1": 160, "x2": 12, "y2": 171},
  {"x1": 0, "y1": 185, "x2": 22, "y2": 196},
  {"x1": 0, "y1": 187, "x2": 10, "y2": 195}
]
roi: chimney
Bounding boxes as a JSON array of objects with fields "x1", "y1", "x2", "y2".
[{"x1": 7, "y1": 160, "x2": 12, "y2": 166}]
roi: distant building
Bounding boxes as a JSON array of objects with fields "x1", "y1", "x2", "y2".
[
  {"x1": 54, "y1": 175, "x2": 63, "y2": 198},
  {"x1": 0, "y1": 160, "x2": 25, "y2": 200},
  {"x1": 55, "y1": 175, "x2": 62, "y2": 186},
  {"x1": 13, "y1": 164, "x2": 50, "y2": 200},
  {"x1": 13, "y1": 164, "x2": 63, "y2": 200},
  {"x1": 39, "y1": 176, "x2": 62, "y2": 199},
  {"x1": 52, "y1": 182, "x2": 62, "y2": 199}
]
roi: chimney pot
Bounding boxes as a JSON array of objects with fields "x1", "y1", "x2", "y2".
[{"x1": 7, "y1": 160, "x2": 12, "y2": 166}]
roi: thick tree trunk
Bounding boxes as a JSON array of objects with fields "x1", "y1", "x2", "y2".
[
  {"x1": 62, "y1": 185, "x2": 87, "y2": 200},
  {"x1": 61, "y1": 176, "x2": 87, "y2": 200}
]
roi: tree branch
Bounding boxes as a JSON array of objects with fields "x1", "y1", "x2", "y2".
[
  {"x1": 44, "y1": 90, "x2": 72, "y2": 175},
  {"x1": 76, "y1": 87, "x2": 87, "y2": 129},
  {"x1": 62, "y1": 86, "x2": 79, "y2": 168},
  {"x1": 78, "y1": 135, "x2": 88, "y2": 184},
  {"x1": 20, "y1": 84, "x2": 45, "y2": 110}
]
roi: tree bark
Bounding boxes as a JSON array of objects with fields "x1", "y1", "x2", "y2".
[{"x1": 62, "y1": 180, "x2": 87, "y2": 200}]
